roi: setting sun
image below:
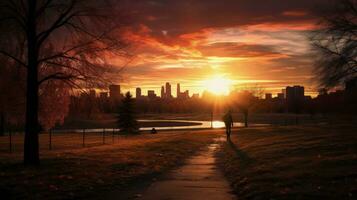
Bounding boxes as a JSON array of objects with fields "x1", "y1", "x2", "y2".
[{"x1": 204, "y1": 76, "x2": 233, "y2": 95}]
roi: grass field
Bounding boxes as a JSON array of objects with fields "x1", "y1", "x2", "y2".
[
  {"x1": 0, "y1": 130, "x2": 220, "y2": 200},
  {"x1": 2, "y1": 122, "x2": 357, "y2": 199},
  {"x1": 0, "y1": 132, "x2": 122, "y2": 153},
  {"x1": 218, "y1": 125, "x2": 357, "y2": 199}
]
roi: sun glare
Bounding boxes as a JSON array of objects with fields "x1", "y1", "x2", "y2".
[{"x1": 204, "y1": 76, "x2": 233, "y2": 95}]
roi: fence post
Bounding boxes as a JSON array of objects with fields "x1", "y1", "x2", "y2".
[
  {"x1": 49, "y1": 129, "x2": 52, "y2": 150},
  {"x1": 9, "y1": 129, "x2": 12, "y2": 153},
  {"x1": 102, "y1": 128, "x2": 105, "y2": 144},
  {"x1": 117, "y1": 129, "x2": 119, "y2": 141},
  {"x1": 112, "y1": 128, "x2": 114, "y2": 143},
  {"x1": 82, "y1": 129, "x2": 85, "y2": 147}
]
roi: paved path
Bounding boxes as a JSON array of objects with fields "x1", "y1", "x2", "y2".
[{"x1": 140, "y1": 137, "x2": 236, "y2": 200}]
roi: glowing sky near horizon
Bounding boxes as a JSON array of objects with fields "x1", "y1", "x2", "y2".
[{"x1": 113, "y1": 0, "x2": 330, "y2": 97}]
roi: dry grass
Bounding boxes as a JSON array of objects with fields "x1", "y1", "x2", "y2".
[
  {"x1": 0, "y1": 131, "x2": 192, "y2": 152},
  {"x1": 0, "y1": 132, "x2": 119, "y2": 152},
  {"x1": 0, "y1": 130, "x2": 219, "y2": 200},
  {"x1": 218, "y1": 124, "x2": 357, "y2": 199}
]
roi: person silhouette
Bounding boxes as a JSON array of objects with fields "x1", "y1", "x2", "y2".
[
  {"x1": 151, "y1": 128, "x2": 157, "y2": 134},
  {"x1": 223, "y1": 109, "x2": 233, "y2": 140}
]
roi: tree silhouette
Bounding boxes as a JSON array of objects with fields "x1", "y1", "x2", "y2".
[
  {"x1": 0, "y1": 0, "x2": 129, "y2": 165},
  {"x1": 231, "y1": 86, "x2": 263, "y2": 127},
  {"x1": 311, "y1": 0, "x2": 357, "y2": 89},
  {"x1": 0, "y1": 58, "x2": 26, "y2": 136},
  {"x1": 235, "y1": 91, "x2": 256, "y2": 127},
  {"x1": 0, "y1": 57, "x2": 72, "y2": 135},
  {"x1": 0, "y1": 114, "x2": 4, "y2": 136},
  {"x1": 117, "y1": 92, "x2": 139, "y2": 134}
]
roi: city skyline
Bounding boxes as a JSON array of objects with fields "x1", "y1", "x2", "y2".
[
  {"x1": 108, "y1": 82, "x2": 196, "y2": 98},
  {"x1": 97, "y1": 83, "x2": 308, "y2": 100},
  {"x1": 108, "y1": 0, "x2": 330, "y2": 98},
  {"x1": 115, "y1": 80, "x2": 318, "y2": 98}
]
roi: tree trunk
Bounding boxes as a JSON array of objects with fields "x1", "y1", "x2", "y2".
[
  {"x1": 24, "y1": 0, "x2": 40, "y2": 165},
  {"x1": 0, "y1": 112, "x2": 4, "y2": 136}
]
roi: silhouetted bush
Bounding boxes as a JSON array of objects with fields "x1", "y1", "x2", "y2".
[{"x1": 117, "y1": 92, "x2": 139, "y2": 134}]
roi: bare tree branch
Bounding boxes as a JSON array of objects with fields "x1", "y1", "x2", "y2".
[
  {"x1": 0, "y1": 50, "x2": 27, "y2": 67},
  {"x1": 36, "y1": 0, "x2": 78, "y2": 47},
  {"x1": 311, "y1": 0, "x2": 357, "y2": 89}
]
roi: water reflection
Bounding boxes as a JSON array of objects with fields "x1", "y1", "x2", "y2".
[
  {"x1": 212, "y1": 121, "x2": 225, "y2": 128},
  {"x1": 53, "y1": 120, "x2": 269, "y2": 133}
]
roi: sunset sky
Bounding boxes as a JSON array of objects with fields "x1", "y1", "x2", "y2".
[{"x1": 115, "y1": 0, "x2": 331, "y2": 97}]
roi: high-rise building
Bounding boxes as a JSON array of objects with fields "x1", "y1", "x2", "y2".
[
  {"x1": 296, "y1": 86, "x2": 304, "y2": 99},
  {"x1": 136, "y1": 87, "x2": 141, "y2": 98},
  {"x1": 265, "y1": 93, "x2": 272, "y2": 100},
  {"x1": 182, "y1": 90, "x2": 189, "y2": 99},
  {"x1": 161, "y1": 86, "x2": 165, "y2": 98},
  {"x1": 177, "y1": 83, "x2": 181, "y2": 98},
  {"x1": 286, "y1": 85, "x2": 305, "y2": 112},
  {"x1": 148, "y1": 90, "x2": 156, "y2": 99},
  {"x1": 286, "y1": 86, "x2": 304, "y2": 102},
  {"x1": 175, "y1": 83, "x2": 190, "y2": 99},
  {"x1": 192, "y1": 93, "x2": 199, "y2": 98},
  {"x1": 277, "y1": 93, "x2": 284, "y2": 99},
  {"x1": 109, "y1": 84, "x2": 121, "y2": 99},
  {"x1": 282, "y1": 89, "x2": 286, "y2": 99},
  {"x1": 165, "y1": 82, "x2": 172, "y2": 98}
]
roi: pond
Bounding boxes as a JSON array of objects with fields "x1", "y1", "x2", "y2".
[{"x1": 53, "y1": 120, "x2": 269, "y2": 133}]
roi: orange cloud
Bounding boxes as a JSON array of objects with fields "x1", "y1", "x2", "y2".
[
  {"x1": 282, "y1": 10, "x2": 309, "y2": 17},
  {"x1": 113, "y1": 1, "x2": 329, "y2": 96}
]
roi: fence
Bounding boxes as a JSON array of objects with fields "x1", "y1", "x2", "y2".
[{"x1": 0, "y1": 128, "x2": 121, "y2": 153}]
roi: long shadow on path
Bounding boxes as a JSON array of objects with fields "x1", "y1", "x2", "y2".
[{"x1": 227, "y1": 137, "x2": 254, "y2": 167}]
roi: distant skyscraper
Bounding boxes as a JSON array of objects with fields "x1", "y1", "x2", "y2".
[
  {"x1": 286, "y1": 86, "x2": 304, "y2": 102},
  {"x1": 183, "y1": 90, "x2": 189, "y2": 99},
  {"x1": 265, "y1": 93, "x2": 272, "y2": 100},
  {"x1": 286, "y1": 85, "x2": 305, "y2": 112},
  {"x1": 148, "y1": 90, "x2": 156, "y2": 99},
  {"x1": 177, "y1": 83, "x2": 181, "y2": 98},
  {"x1": 165, "y1": 82, "x2": 171, "y2": 98},
  {"x1": 161, "y1": 86, "x2": 165, "y2": 98},
  {"x1": 109, "y1": 84, "x2": 121, "y2": 99},
  {"x1": 296, "y1": 86, "x2": 304, "y2": 99},
  {"x1": 282, "y1": 89, "x2": 286, "y2": 99},
  {"x1": 192, "y1": 93, "x2": 199, "y2": 98},
  {"x1": 136, "y1": 88, "x2": 141, "y2": 98},
  {"x1": 277, "y1": 93, "x2": 284, "y2": 99}
]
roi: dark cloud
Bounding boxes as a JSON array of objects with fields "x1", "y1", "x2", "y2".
[
  {"x1": 199, "y1": 42, "x2": 280, "y2": 57},
  {"x1": 121, "y1": 0, "x2": 329, "y2": 36}
]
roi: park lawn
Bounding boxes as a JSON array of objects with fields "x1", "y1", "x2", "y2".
[
  {"x1": 0, "y1": 130, "x2": 219, "y2": 200},
  {"x1": 218, "y1": 124, "x2": 357, "y2": 200}
]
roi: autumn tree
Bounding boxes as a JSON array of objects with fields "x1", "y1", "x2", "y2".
[
  {"x1": 0, "y1": 63, "x2": 71, "y2": 133},
  {"x1": 0, "y1": 60, "x2": 26, "y2": 136},
  {"x1": 311, "y1": 0, "x2": 357, "y2": 89},
  {"x1": 38, "y1": 80, "x2": 70, "y2": 130},
  {"x1": 0, "y1": 0, "x2": 129, "y2": 165}
]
